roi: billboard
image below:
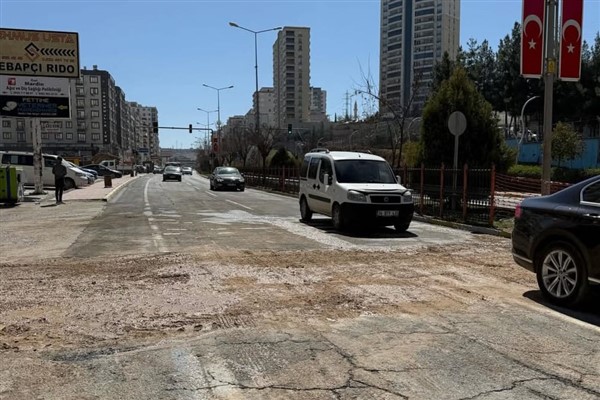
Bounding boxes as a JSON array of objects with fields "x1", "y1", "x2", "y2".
[
  {"x1": 0, "y1": 75, "x2": 71, "y2": 118},
  {"x1": 0, "y1": 28, "x2": 80, "y2": 78}
]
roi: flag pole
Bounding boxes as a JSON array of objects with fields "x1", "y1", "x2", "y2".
[{"x1": 541, "y1": 0, "x2": 556, "y2": 195}]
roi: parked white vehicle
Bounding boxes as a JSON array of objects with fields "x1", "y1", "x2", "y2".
[
  {"x1": 298, "y1": 149, "x2": 414, "y2": 232},
  {"x1": 0, "y1": 151, "x2": 90, "y2": 189}
]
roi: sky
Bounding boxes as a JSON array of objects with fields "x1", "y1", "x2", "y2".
[{"x1": 1, "y1": 0, "x2": 598, "y2": 149}]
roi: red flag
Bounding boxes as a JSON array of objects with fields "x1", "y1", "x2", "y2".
[
  {"x1": 521, "y1": 0, "x2": 546, "y2": 78},
  {"x1": 559, "y1": 0, "x2": 584, "y2": 81}
]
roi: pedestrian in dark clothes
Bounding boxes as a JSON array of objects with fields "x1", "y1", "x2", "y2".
[{"x1": 52, "y1": 157, "x2": 67, "y2": 204}]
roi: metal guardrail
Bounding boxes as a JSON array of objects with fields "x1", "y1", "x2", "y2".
[{"x1": 240, "y1": 165, "x2": 570, "y2": 227}]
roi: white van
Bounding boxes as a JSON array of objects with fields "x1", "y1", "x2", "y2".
[
  {"x1": 0, "y1": 151, "x2": 90, "y2": 189},
  {"x1": 99, "y1": 159, "x2": 116, "y2": 169},
  {"x1": 298, "y1": 149, "x2": 414, "y2": 232}
]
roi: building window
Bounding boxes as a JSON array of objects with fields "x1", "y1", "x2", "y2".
[
  {"x1": 17, "y1": 120, "x2": 25, "y2": 129},
  {"x1": 91, "y1": 110, "x2": 100, "y2": 118},
  {"x1": 77, "y1": 99, "x2": 85, "y2": 107},
  {"x1": 42, "y1": 133, "x2": 49, "y2": 140},
  {"x1": 92, "y1": 133, "x2": 100, "y2": 141},
  {"x1": 91, "y1": 99, "x2": 99, "y2": 106},
  {"x1": 77, "y1": 133, "x2": 86, "y2": 142},
  {"x1": 55, "y1": 132, "x2": 63, "y2": 140},
  {"x1": 66, "y1": 121, "x2": 73, "y2": 128},
  {"x1": 2, "y1": 131, "x2": 10, "y2": 139},
  {"x1": 90, "y1": 76, "x2": 99, "y2": 83},
  {"x1": 78, "y1": 121, "x2": 86, "y2": 129},
  {"x1": 66, "y1": 133, "x2": 73, "y2": 140},
  {"x1": 2, "y1": 120, "x2": 10, "y2": 128},
  {"x1": 91, "y1": 122, "x2": 100, "y2": 129},
  {"x1": 77, "y1": 110, "x2": 85, "y2": 118},
  {"x1": 76, "y1": 87, "x2": 85, "y2": 96},
  {"x1": 17, "y1": 132, "x2": 26, "y2": 142},
  {"x1": 91, "y1": 88, "x2": 99, "y2": 95}
]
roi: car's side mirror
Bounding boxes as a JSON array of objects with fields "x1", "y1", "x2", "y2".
[{"x1": 396, "y1": 175, "x2": 401, "y2": 184}]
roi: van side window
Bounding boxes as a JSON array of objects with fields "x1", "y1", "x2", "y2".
[
  {"x1": 299, "y1": 156, "x2": 310, "y2": 179},
  {"x1": 308, "y1": 157, "x2": 320, "y2": 179},
  {"x1": 319, "y1": 158, "x2": 332, "y2": 184},
  {"x1": 44, "y1": 157, "x2": 55, "y2": 168},
  {"x1": 2, "y1": 154, "x2": 33, "y2": 166}
]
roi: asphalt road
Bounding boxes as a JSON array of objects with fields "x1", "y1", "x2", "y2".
[
  {"x1": 65, "y1": 173, "x2": 477, "y2": 258},
  {"x1": 0, "y1": 172, "x2": 598, "y2": 400}
]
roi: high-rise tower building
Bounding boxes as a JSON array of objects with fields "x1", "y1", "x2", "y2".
[
  {"x1": 273, "y1": 26, "x2": 311, "y2": 128},
  {"x1": 379, "y1": 0, "x2": 460, "y2": 115}
]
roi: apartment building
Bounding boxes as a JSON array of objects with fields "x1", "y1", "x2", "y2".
[
  {"x1": 252, "y1": 87, "x2": 277, "y2": 128},
  {"x1": 0, "y1": 65, "x2": 159, "y2": 164},
  {"x1": 309, "y1": 87, "x2": 327, "y2": 122},
  {"x1": 273, "y1": 26, "x2": 311, "y2": 128},
  {"x1": 379, "y1": 0, "x2": 460, "y2": 115}
]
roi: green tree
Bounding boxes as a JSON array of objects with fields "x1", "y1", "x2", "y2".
[
  {"x1": 551, "y1": 122, "x2": 584, "y2": 167},
  {"x1": 269, "y1": 146, "x2": 296, "y2": 167},
  {"x1": 420, "y1": 67, "x2": 511, "y2": 169},
  {"x1": 462, "y1": 39, "x2": 499, "y2": 108},
  {"x1": 495, "y1": 23, "x2": 541, "y2": 132}
]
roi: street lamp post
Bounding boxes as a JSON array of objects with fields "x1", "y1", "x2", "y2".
[
  {"x1": 517, "y1": 96, "x2": 540, "y2": 164},
  {"x1": 407, "y1": 117, "x2": 422, "y2": 142},
  {"x1": 229, "y1": 22, "x2": 282, "y2": 136},
  {"x1": 202, "y1": 84, "x2": 233, "y2": 157},
  {"x1": 197, "y1": 108, "x2": 217, "y2": 151}
]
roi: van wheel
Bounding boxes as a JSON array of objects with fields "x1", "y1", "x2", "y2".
[
  {"x1": 64, "y1": 178, "x2": 75, "y2": 190},
  {"x1": 332, "y1": 204, "x2": 346, "y2": 231},
  {"x1": 394, "y1": 221, "x2": 410, "y2": 232},
  {"x1": 300, "y1": 197, "x2": 312, "y2": 221}
]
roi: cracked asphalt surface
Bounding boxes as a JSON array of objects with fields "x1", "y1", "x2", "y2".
[{"x1": 0, "y1": 174, "x2": 598, "y2": 399}]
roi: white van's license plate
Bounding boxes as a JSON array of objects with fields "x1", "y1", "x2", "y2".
[{"x1": 377, "y1": 210, "x2": 399, "y2": 217}]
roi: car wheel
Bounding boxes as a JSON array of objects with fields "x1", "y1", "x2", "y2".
[
  {"x1": 332, "y1": 203, "x2": 346, "y2": 230},
  {"x1": 64, "y1": 178, "x2": 75, "y2": 190},
  {"x1": 394, "y1": 221, "x2": 410, "y2": 232},
  {"x1": 300, "y1": 196, "x2": 313, "y2": 222},
  {"x1": 240, "y1": 186, "x2": 245, "y2": 192},
  {"x1": 535, "y1": 241, "x2": 589, "y2": 306}
]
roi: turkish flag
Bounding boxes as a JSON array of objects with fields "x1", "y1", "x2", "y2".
[
  {"x1": 521, "y1": 0, "x2": 546, "y2": 78},
  {"x1": 559, "y1": 0, "x2": 584, "y2": 81}
]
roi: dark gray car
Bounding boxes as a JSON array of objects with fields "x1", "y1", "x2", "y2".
[{"x1": 209, "y1": 167, "x2": 245, "y2": 191}]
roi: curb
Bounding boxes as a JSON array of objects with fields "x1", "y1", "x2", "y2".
[
  {"x1": 103, "y1": 175, "x2": 141, "y2": 202},
  {"x1": 412, "y1": 214, "x2": 512, "y2": 238}
]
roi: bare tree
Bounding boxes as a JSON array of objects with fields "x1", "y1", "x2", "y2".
[
  {"x1": 354, "y1": 65, "x2": 423, "y2": 168},
  {"x1": 250, "y1": 125, "x2": 281, "y2": 169}
]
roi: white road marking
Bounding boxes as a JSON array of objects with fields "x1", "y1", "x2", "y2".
[
  {"x1": 205, "y1": 191, "x2": 217, "y2": 198},
  {"x1": 144, "y1": 177, "x2": 168, "y2": 252},
  {"x1": 225, "y1": 199, "x2": 253, "y2": 210}
]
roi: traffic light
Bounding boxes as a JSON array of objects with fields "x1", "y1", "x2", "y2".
[
  {"x1": 152, "y1": 122, "x2": 158, "y2": 134},
  {"x1": 188, "y1": 124, "x2": 193, "y2": 133},
  {"x1": 287, "y1": 124, "x2": 292, "y2": 136},
  {"x1": 212, "y1": 135, "x2": 219, "y2": 153}
]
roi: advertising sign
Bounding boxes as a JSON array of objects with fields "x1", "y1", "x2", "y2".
[
  {"x1": 0, "y1": 28, "x2": 80, "y2": 78},
  {"x1": 0, "y1": 75, "x2": 71, "y2": 118},
  {"x1": 40, "y1": 121, "x2": 63, "y2": 133}
]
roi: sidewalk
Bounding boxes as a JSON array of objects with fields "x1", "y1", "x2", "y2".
[{"x1": 25, "y1": 174, "x2": 141, "y2": 204}]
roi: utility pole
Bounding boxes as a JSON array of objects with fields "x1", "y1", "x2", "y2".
[{"x1": 541, "y1": 0, "x2": 557, "y2": 195}]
